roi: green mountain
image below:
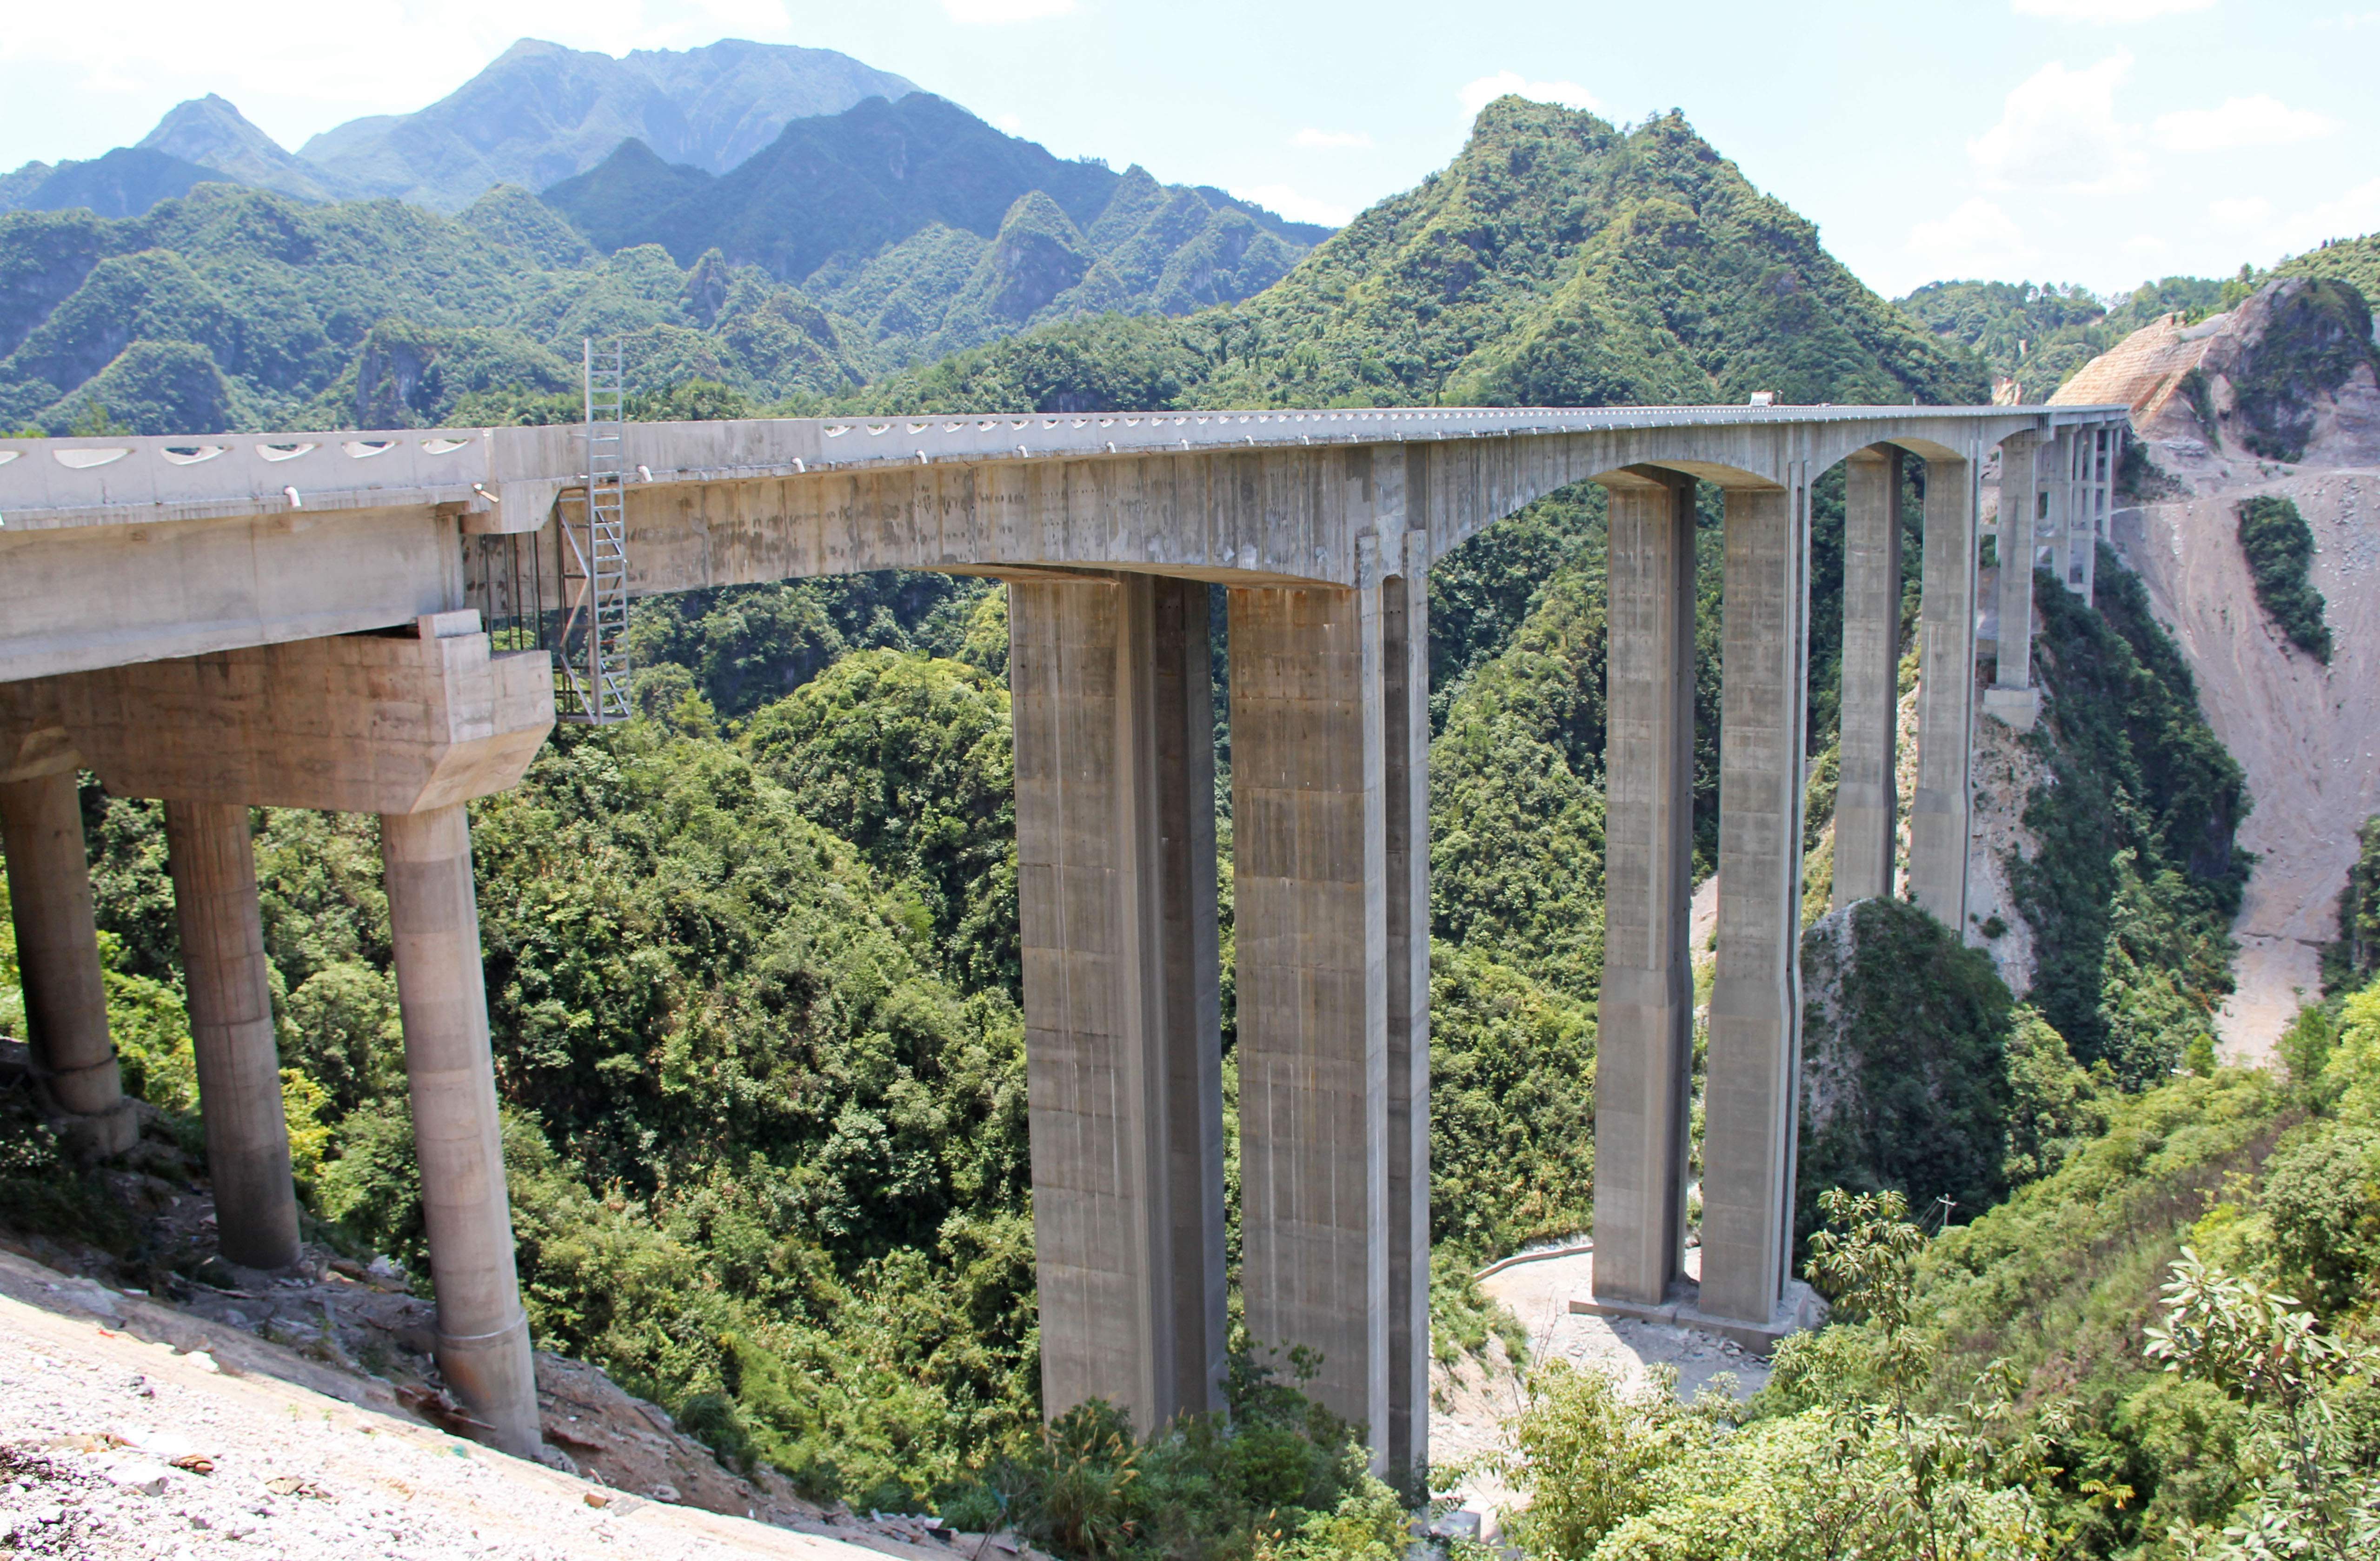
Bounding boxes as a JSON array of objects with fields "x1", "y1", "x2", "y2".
[
  {"x1": 0, "y1": 147, "x2": 240, "y2": 221},
  {"x1": 0, "y1": 183, "x2": 866, "y2": 433},
  {"x1": 297, "y1": 37, "x2": 921, "y2": 211},
  {"x1": 545, "y1": 93, "x2": 1324, "y2": 363},
  {"x1": 854, "y1": 100, "x2": 1986, "y2": 413},
  {"x1": 135, "y1": 93, "x2": 351, "y2": 204}
]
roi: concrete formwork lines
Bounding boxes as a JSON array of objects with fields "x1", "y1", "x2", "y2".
[
  {"x1": 1381, "y1": 571, "x2": 1430, "y2": 1479},
  {"x1": 1230, "y1": 583, "x2": 1391, "y2": 1463},
  {"x1": 1835, "y1": 447, "x2": 1905, "y2": 909},
  {"x1": 1011, "y1": 576, "x2": 1227, "y2": 1435},
  {"x1": 1911, "y1": 447, "x2": 1981, "y2": 930},
  {"x1": 1702, "y1": 479, "x2": 1812, "y2": 1328},
  {"x1": 1592, "y1": 469, "x2": 1699, "y2": 1310}
]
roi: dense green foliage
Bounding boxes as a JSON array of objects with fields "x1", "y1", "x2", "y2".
[
  {"x1": 1797, "y1": 898, "x2": 2021, "y2": 1240},
  {"x1": 1490, "y1": 1007, "x2": 2380, "y2": 1556},
  {"x1": 1896, "y1": 275, "x2": 2239, "y2": 403},
  {"x1": 849, "y1": 100, "x2": 1984, "y2": 415},
  {"x1": 2272, "y1": 232, "x2": 2380, "y2": 314},
  {"x1": 2235, "y1": 495, "x2": 2333, "y2": 662},
  {"x1": 2327, "y1": 818, "x2": 2380, "y2": 996},
  {"x1": 2012, "y1": 552, "x2": 2247, "y2": 1085}
]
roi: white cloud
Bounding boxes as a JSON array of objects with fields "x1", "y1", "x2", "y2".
[
  {"x1": 2153, "y1": 94, "x2": 2340, "y2": 152},
  {"x1": 1291, "y1": 127, "x2": 1373, "y2": 150},
  {"x1": 2010, "y1": 0, "x2": 2214, "y2": 20},
  {"x1": 1906, "y1": 198, "x2": 2038, "y2": 275},
  {"x1": 939, "y1": 0, "x2": 1078, "y2": 22},
  {"x1": 1457, "y1": 70, "x2": 1601, "y2": 116},
  {"x1": 1968, "y1": 52, "x2": 2141, "y2": 192},
  {"x1": 1234, "y1": 183, "x2": 1354, "y2": 227},
  {"x1": 992, "y1": 112, "x2": 1025, "y2": 134}
]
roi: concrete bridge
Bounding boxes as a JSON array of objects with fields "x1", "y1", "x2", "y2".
[{"x1": 0, "y1": 401, "x2": 2127, "y2": 1474}]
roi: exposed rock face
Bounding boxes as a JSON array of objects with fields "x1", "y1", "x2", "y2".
[
  {"x1": 2069, "y1": 277, "x2": 2380, "y2": 1059},
  {"x1": 2054, "y1": 278, "x2": 2380, "y2": 469}
]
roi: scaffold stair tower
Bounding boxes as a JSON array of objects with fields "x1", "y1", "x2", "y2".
[{"x1": 557, "y1": 338, "x2": 631, "y2": 724}]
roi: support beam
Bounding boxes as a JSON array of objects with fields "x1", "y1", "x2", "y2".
[
  {"x1": 1011, "y1": 574, "x2": 1226, "y2": 1434},
  {"x1": 1984, "y1": 432, "x2": 2041, "y2": 730},
  {"x1": 1381, "y1": 569, "x2": 1430, "y2": 1481},
  {"x1": 0, "y1": 768, "x2": 135, "y2": 1154},
  {"x1": 382, "y1": 804, "x2": 541, "y2": 1459},
  {"x1": 165, "y1": 800, "x2": 300, "y2": 1272},
  {"x1": 1909, "y1": 448, "x2": 1980, "y2": 931},
  {"x1": 1833, "y1": 448, "x2": 1904, "y2": 909},
  {"x1": 1592, "y1": 469, "x2": 1698, "y2": 1307},
  {"x1": 1702, "y1": 476, "x2": 1811, "y2": 1328},
  {"x1": 1230, "y1": 582, "x2": 1390, "y2": 1464}
]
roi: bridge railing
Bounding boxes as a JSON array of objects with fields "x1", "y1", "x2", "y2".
[{"x1": 0, "y1": 403, "x2": 2129, "y2": 532}]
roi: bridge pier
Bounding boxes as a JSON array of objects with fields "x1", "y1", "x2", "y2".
[
  {"x1": 1984, "y1": 430, "x2": 2042, "y2": 731},
  {"x1": 37, "y1": 616, "x2": 553, "y2": 1453},
  {"x1": 1591, "y1": 469, "x2": 1698, "y2": 1309},
  {"x1": 383, "y1": 803, "x2": 541, "y2": 1457},
  {"x1": 1910, "y1": 445, "x2": 1981, "y2": 930},
  {"x1": 0, "y1": 760, "x2": 137, "y2": 1156},
  {"x1": 1228, "y1": 581, "x2": 1417, "y2": 1468},
  {"x1": 1702, "y1": 476, "x2": 1814, "y2": 1327},
  {"x1": 1011, "y1": 572, "x2": 1228, "y2": 1436},
  {"x1": 1834, "y1": 447, "x2": 1904, "y2": 907},
  {"x1": 166, "y1": 800, "x2": 304, "y2": 1271}
]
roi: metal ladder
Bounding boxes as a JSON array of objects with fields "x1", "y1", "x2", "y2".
[{"x1": 556, "y1": 338, "x2": 631, "y2": 724}]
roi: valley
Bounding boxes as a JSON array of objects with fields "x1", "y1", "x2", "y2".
[{"x1": 3, "y1": 16, "x2": 2380, "y2": 1561}]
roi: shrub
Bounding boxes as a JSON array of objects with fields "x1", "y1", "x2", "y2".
[{"x1": 2236, "y1": 494, "x2": 2332, "y2": 663}]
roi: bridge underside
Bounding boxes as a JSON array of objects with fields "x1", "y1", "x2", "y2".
[{"x1": 0, "y1": 406, "x2": 2126, "y2": 1471}]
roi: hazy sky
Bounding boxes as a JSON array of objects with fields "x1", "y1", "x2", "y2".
[{"x1": 3, "y1": 0, "x2": 2372, "y2": 299}]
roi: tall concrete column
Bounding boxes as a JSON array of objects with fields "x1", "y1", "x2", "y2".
[
  {"x1": 1833, "y1": 448, "x2": 1903, "y2": 910},
  {"x1": 1702, "y1": 475, "x2": 1811, "y2": 1327},
  {"x1": 1381, "y1": 569, "x2": 1430, "y2": 1481},
  {"x1": 1984, "y1": 432, "x2": 2042, "y2": 730},
  {"x1": 165, "y1": 800, "x2": 300, "y2": 1271},
  {"x1": 381, "y1": 803, "x2": 541, "y2": 1458},
  {"x1": 0, "y1": 767, "x2": 135, "y2": 1154},
  {"x1": 1011, "y1": 573, "x2": 1226, "y2": 1435},
  {"x1": 1592, "y1": 469, "x2": 1697, "y2": 1308},
  {"x1": 1230, "y1": 582, "x2": 1390, "y2": 1463},
  {"x1": 1909, "y1": 448, "x2": 1980, "y2": 931},
  {"x1": 2046, "y1": 426, "x2": 2081, "y2": 597}
]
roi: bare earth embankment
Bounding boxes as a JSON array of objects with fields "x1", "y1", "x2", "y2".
[{"x1": 2117, "y1": 468, "x2": 2380, "y2": 1058}]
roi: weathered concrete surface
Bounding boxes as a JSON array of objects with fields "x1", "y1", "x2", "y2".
[
  {"x1": 1592, "y1": 470, "x2": 1698, "y2": 1309},
  {"x1": 1230, "y1": 583, "x2": 1390, "y2": 1461},
  {"x1": 1834, "y1": 447, "x2": 1902, "y2": 908},
  {"x1": 1702, "y1": 479, "x2": 1810, "y2": 1328},
  {"x1": 55, "y1": 614, "x2": 552, "y2": 816},
  {"x1": 1011, "y1": 573, "x2": 1227, "y2": 1435},
  {"x1": 382, "y1": 803, "x2": 542, "y2": 1459},
  {"x1": 0, "y1": 768, "x2": 135, "y2": 1153},
  {"x1": 165, "y1": 798, "x2": 302, "y2": 1271},
  {"x1": 1381, "y1": 567, "x2": 1430, "y2": 1480},
  {"x1": 1, "y1": 408, "x2": 2123, "y2": 685},
  {"x1": 1910, "y1": 450, "x2": 1980, "y2": 931}
]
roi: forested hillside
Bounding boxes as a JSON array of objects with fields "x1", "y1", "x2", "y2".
[
  {"x1": 849, "y1": 100, "x2": 1986, "y2": 414},
  {"x1": 13, "y1": 76, "x2": 2380, "y2": 1559}
]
